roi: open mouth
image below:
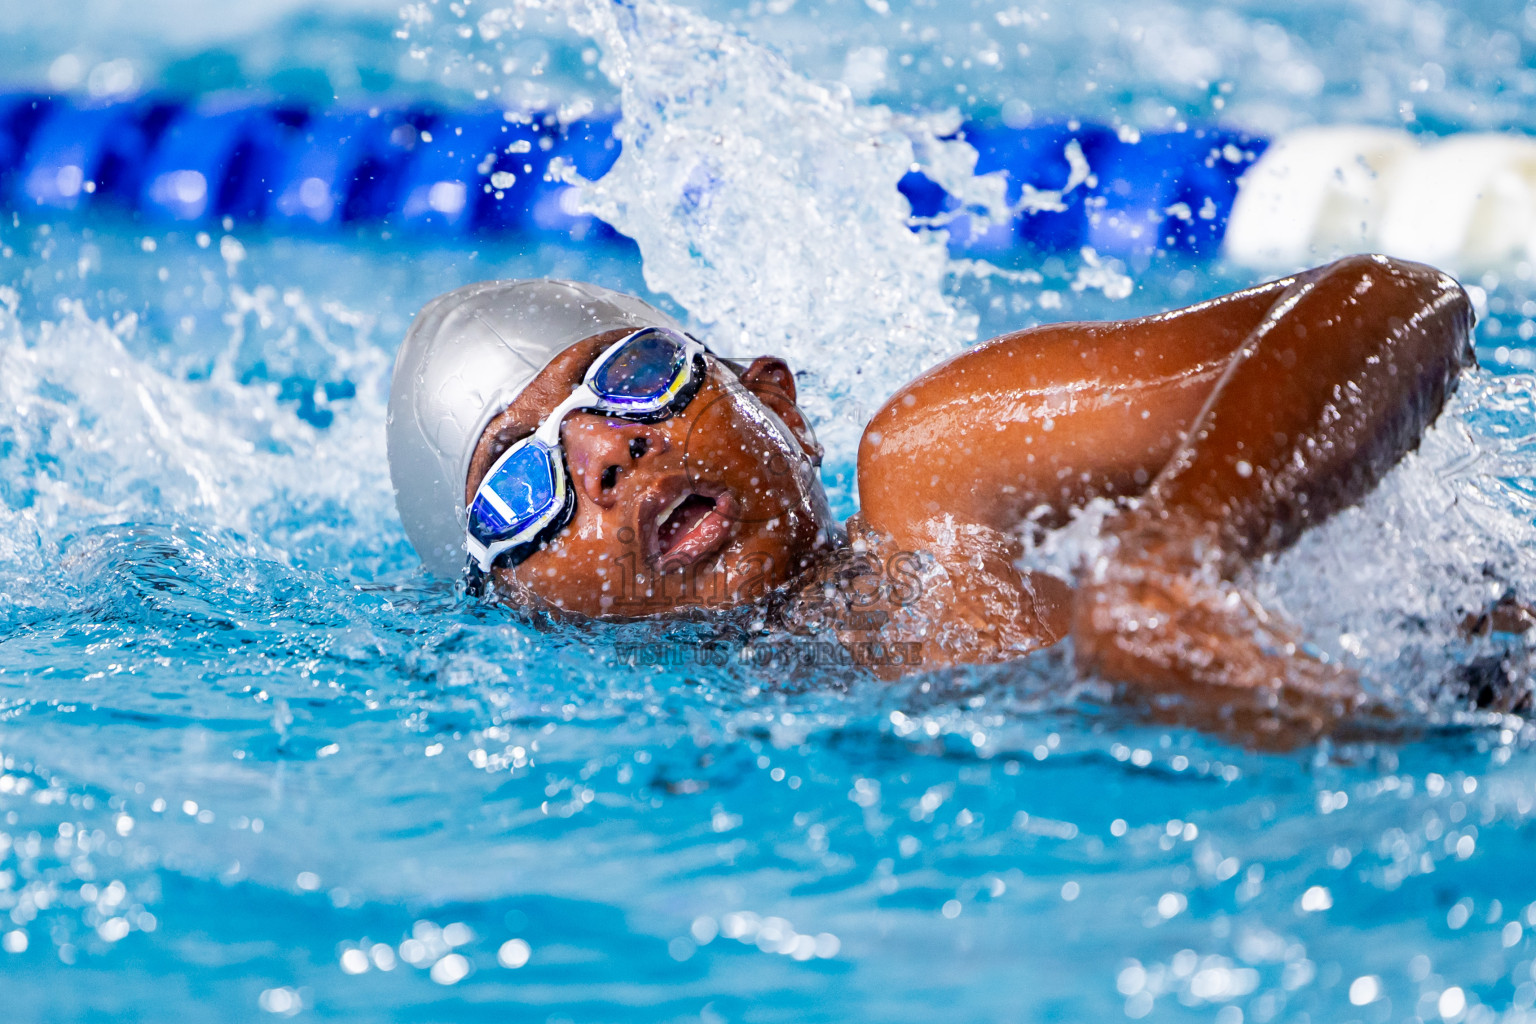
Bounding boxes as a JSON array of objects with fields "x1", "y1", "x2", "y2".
[
  {"x1": 658, "y1": 493, "x2": 716, "y2": 551},
  {"x1": 652, "y1": 490, "x2": 733, "y2": 569}
]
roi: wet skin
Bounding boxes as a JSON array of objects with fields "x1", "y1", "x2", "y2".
[{"x1": 466, "y1": 255, "x2": 1475, "y2": 741}]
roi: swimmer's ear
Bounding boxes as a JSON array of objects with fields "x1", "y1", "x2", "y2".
[{"x1": 737, "y1": 356, "x2": 823, "y2": 466}]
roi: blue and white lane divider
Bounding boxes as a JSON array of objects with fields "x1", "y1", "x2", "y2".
[
  {"x1": 0, "y1": 93, "x2": 624, "y2": 243},
  {"x1": 2, "y1": 92, "x2": 1532, "y2": 269}
]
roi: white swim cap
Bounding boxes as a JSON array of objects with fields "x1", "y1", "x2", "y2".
[{"x1": 387, "y1": 278, "x2": 685, "y2": 578}]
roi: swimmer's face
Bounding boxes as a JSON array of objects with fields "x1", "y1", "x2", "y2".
[{"x1": 466, "y1": 331, "x2": 836, "y2": 616}]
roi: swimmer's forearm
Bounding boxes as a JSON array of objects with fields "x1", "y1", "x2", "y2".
[
  {"x1": 1070, "y1": 546, "x2": 1364, "y2": 746},
  {"x1": 1142, "y1": 255, "x2": 1473, "y2": 561}
]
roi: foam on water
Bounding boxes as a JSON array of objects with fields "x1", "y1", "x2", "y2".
[
  {"x1": 1262, "y1": 372, "x2": 1536, "y2": 701},
  {"x1": 0, "y1": 287, "x2": 398, "y2": 600}
]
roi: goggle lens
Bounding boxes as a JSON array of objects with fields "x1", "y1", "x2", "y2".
[
  {"x1": 589, "y1": 329, "x2": 689, "y2": 405},
  {"x1": 467, "y1": 441, "x2": 560, "y2": 545}
]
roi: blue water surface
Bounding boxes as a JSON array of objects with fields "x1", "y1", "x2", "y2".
[{"x1": 4, "y1": 2, "x2": 1536, "y2": 1022}]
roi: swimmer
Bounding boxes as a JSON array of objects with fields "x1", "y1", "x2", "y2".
[{"x1": 388, "y1": 255, "x2": 1486, "y2": 742}]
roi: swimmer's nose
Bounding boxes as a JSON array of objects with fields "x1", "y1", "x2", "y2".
[{"x1": 562, "y1": 414, "x2": 668, "y2": 509}]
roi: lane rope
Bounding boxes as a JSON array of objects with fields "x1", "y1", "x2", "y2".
[{"x1": 3, "y1": 92, "x2": 1529, "y2": 269}]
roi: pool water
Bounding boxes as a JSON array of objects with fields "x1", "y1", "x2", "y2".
[{"x1": 5, "y1": 1, "x2": 1536, "y2": 1021}]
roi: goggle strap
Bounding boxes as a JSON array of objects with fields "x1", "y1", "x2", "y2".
[
  {"x1": 466, "y1": 533, "x2": 496, "y2": 574},
  {"x1": 463, "y1": 559, "x2": 490, "y2": 599},
  {"x1": 532, "y1": 389, "x2": 592, "y2": 447}
]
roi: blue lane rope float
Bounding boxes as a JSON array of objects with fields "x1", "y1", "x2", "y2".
[
  {"x1": 0, "y1": 92, "x2": 1265, "y2": 261},
  {"x1": 5, "y1": 92, "x2": 1535, "y2": 270},
  {"x1": 917, "y1": 121, "x2": 1267, "y2": 260},
  {"x1": 0, "y1": 93, "x2": 628, "y2": 244}
]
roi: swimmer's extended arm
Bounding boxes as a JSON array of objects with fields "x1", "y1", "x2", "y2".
[
  {"x1": 853, "y1": 255, "x2": 1474, "y2": 741},
  {"x1": 851, "y1": 267, "x2": 1308, "y2": 668},
  {"x1": 1075, "y1": 256, "x2": 1472, "y2": 739},
  {"x1": 857, "y1": 274, "x2": 1298, "y2": 539}
]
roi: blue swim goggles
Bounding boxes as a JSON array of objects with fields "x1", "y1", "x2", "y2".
[{"x1": 466, "y1": 325, "x2": 708, "y2": 573}]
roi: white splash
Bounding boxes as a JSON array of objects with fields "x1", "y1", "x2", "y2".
[
  {"x1": 0, "y1": 293, "x2": 402, "y2": 606},
  {"x1": 1260, "y1": 370, "x2": 1536, "y2": 695},
  {"x1": 455, "y1": 0, "x2": 996, "y2": 458}
]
